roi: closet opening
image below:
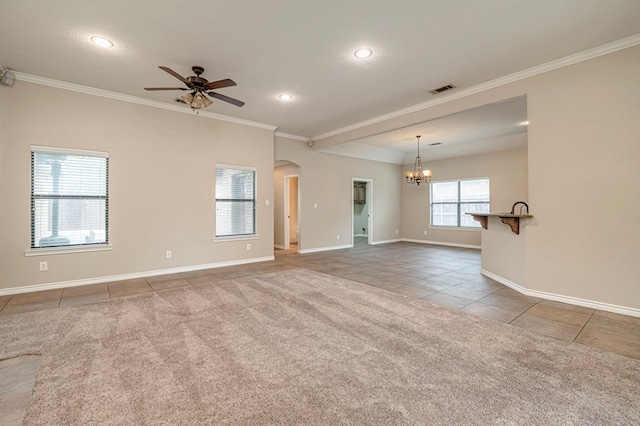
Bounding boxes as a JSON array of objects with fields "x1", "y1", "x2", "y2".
[{"x1": 352, "y1": 178, "x2": 373, "y2": 246}]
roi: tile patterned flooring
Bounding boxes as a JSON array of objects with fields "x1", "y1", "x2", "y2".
[{"x1": 1, "y1": 240, "x2": 640, "y2": 423}]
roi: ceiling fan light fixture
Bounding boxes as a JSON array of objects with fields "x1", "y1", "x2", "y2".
[
  {"x1": 181, "y1": 93, "x2": 194, "y2": 105},
  {"x1": 148, "y1": 66, "x2": 244, "y2": 109},
  {"x1": 90, "y1": 36, "x2": 113, "y2": 48},
  {"x1": 191, "y1": 92, "x2": 205, "y2": 109},
  {"x1": 183, "y1": 91, "x2": 213, "y2": 109}
]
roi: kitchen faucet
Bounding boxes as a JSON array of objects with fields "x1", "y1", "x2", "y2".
[{"x1": 510, "y1": 201, "x2": 529, "y2": 215}]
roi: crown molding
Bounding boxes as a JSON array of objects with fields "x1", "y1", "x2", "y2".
[
  {"x1": 13, "y1": 72, "x2": 278, "y2": 131},
  {"x1": 274, "y1": 131, "x2": 309, "y2": 142},
  {"x1": 312, "y1": 33, "x2": 640, "y2": 141}
]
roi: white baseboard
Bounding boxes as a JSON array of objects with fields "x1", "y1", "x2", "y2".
[
  {"x1": 371, "y1": 238, "x2": 402, "y2": 245},
  {"x1": 0, "y1": 256, "x2": 275, "y2": 296},
  {"x1": 299, "y1": 244, "x2": 353, "y2": 254},
  {"x1": 402, "y1": 239, "x2": 481, "y2": 250},
  {"x1": 273, "y1": 244, "x2": 285, "y2": 250},
  {"x1": 481, "y1": 269, "x2": 640, "y2": 318}
]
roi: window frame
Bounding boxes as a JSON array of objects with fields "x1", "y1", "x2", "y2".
[
  {"x1": 430, "y1": 178, "x2": 490, "y2": 229},
  {"x1": 27, "y1": 145, "x2": 110, "y2": 255},
  {"x1": 214, "y1": 164, "x2": 258, "y2": 240}
]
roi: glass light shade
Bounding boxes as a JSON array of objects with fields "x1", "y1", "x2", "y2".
[{"x1": 181, "y1": 93, "x2": 194, "y2": 104}]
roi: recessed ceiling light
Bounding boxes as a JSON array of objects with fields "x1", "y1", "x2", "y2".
[
  {"x1": 278, "y1": 94, "x2": 293, "y2": 101},
  {"x1": 91, "y1": 36, "x2": 113, "y2": 48},
  {"x1": 354, "y1": 48, "x2": 373, "y2": 59}
]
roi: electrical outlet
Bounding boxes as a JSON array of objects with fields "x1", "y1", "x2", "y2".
[
  {"x1": 336, "y1": 234, "x2": 340, "y2": 240},
  {"x1": 314, "y1": 203, "x2": 318, "y2": 208},
  {"x1": 265, "y1": 199, "x2": 270, "y2": 206},
  {"x1": 246, "y1": 243, "x2": 251, "y2": 251},
  {"x1": 424, "y1": 230, "x2": 428, "y2": 236},
  {"x1": 395, "y1": 229, "x2": 399, "y2": 235},
  {"x1": 39, "y1": 261, "x2": 48, "y2": 271},
  {"x1": 166, "y1": 250, "x2": 172, "y2": 258}
]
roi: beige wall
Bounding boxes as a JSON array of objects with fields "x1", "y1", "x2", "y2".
[
  {"x1": 524, "y1": 45, "x2": 640, "y2": 309},
  {"x1": 275, "y1": 136, "x2": 402, "y2": 251},
  {"x1": 0, "y1": 82, "x2": 274, "y2": 291},
  {"x1": 403, "y1": 146, "x2": 528, "y2": 247},
  {"x1": 320, "y1": 44, "x2": 640, "y2": 311},
  {"x1": 481, "y1": 217, "x2": 528, "y2": 287}
]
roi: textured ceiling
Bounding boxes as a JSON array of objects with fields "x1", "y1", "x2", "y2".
[
  {"x1": 318, "y1": 96, "x2": 528, "y2": 164},
  {"x1": 1, "y1": 1, "x2": 639, "y2": 150}
]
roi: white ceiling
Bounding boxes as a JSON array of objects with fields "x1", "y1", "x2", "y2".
[
  {"x1": 1, "y1": 1, "x2": 639, "y2": 159},
  {"x1": 317, "y1": 96, "x2": 528, "y2": 164}
]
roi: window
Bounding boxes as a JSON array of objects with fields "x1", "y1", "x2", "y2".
[
  {"x1": 31, "y1": 146, "x2": 109, "y2": 249},
  {"x1": 431, "y1": 178, "x2": 489, "y2": 228},
  {"x1": 215, "y1": 165, "x2": 256, "y2": 237}
]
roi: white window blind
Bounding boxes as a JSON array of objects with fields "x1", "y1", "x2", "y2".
[
  {"x1": 431, "y1": 178, "x2": 490, "y2": 228},
  {"x1": 31, "y1": 147, "x2": 109, "y2": 248},
  {"x1": 215, "y1": 166, "x2": 256, "y2": 237}
]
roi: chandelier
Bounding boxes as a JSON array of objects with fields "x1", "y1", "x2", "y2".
[{"x1": 405, "y1": 135, "x2": 432, "y2": 186}]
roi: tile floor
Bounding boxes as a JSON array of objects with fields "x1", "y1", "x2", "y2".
[
  {"x1": 2, "y1": 240, "x2": 640, "y2": 424},
  {"x1": 0, "y1": 355, "x2": 41, "y2": 425}
]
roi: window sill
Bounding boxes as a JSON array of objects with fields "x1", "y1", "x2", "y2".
[
  {"x1": 214, "y1": 234, "x2": 260, "y2": 243},
  {"x1": 24, "y1": 245, "x2": 113, "y2": 257},
  {"x1": 428, "y1": 226, "x2": 481, "y2": 232}
]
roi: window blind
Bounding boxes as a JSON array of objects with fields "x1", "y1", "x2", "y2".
[
  {"x1": 431, "y1": 178, "x2": 489, "y2": 228},
  {"x1": 31, "y1": 148, "x2": 109, "y2": 248},
  {"x1": 215, "y1": 166, "x2": 256, "y2": 237}
]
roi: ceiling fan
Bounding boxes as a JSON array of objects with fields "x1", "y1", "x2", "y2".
[{"x1": 144, "y1": 66, "x2": 245, "y2": 109}]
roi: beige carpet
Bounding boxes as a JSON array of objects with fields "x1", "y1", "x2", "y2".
[{"x1": 1, "y1": 269, "x2": 638, "y2": 425}]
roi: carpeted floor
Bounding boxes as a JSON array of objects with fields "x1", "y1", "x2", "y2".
[{"x1": 1, "y1": 269, "x2": 638, "y2": 425}]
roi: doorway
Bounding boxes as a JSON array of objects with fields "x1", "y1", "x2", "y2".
[
  {"x1": 284, "y1": 174, "x2": 299, "y2": 251},
  {"x1": 352, "y1": 178, "x2": 373, "y2": 246}
]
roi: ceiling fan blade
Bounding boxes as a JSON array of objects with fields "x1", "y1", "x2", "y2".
[
  {"x1": 158, "y1": 66, "x2": 190, "y2": 85},
  {"x1": 208, "y1": 92, "x2": 245, "y2": 107},
  {"x1": 205, "y1": 78, "x2": 237, "y2": 90},
  {"x1": 144, "y1": 87, "x2": 188, "y2": 91}
]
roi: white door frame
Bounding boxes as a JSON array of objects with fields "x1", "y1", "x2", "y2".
[
  {"x1": 352, "y1": 178, "x2": 373, "y2": 246},
  {"x1": 284, "y1": 174, "x2": 299, "y2": 251}
]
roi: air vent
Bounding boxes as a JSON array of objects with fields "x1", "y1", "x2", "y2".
[
  {"x1": 428, "y1": 142, "x2": 442, "y2": 146},
  {"x1": 430, "y1": 84, "x2": 455, "y2": 94}
]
